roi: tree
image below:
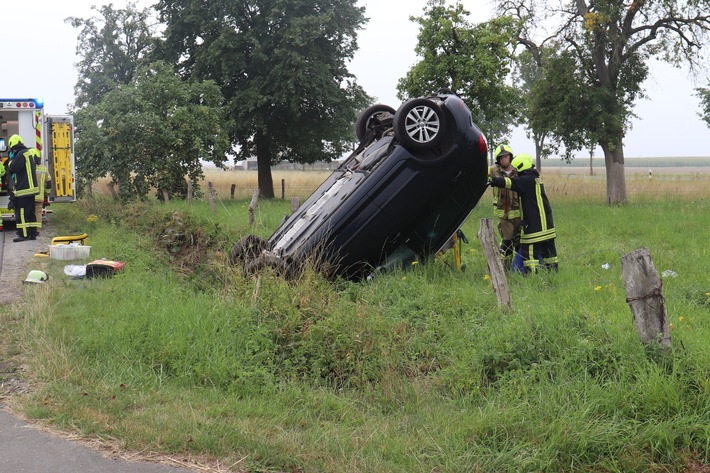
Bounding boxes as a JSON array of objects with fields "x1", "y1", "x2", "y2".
[
  {"x1": 524, "y1": 46, "x2": 605, "y2": 168},
  {"x1": 499, "y1": 0, "x2": 710, "y2": 204},
  {"x1": 74, "y1": 62, "x2": 232, "y2": 200},
  {"x1": 515, "y1": 49, "x2": 548, "y2": 170},
  {"x1": 155, "y1": 0, "x2": 370, "y2": 198},
  {"x1": 397, "y1": 0, "x2": 522, "y2": 154},
  {"x1": 66, "y1": 2, "x2": 158, "y2": 108},
  {"x1": 698, "y1": 85, "x2": 710, "y2": 127}
]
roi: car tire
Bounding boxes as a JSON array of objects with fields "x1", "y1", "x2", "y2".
[
  {"x1": 230, "y1": 234, "x2": 267, "y2": 266},
  {"x1": 394, "y1": 98, "x2": 446, "y2": 151},
  {"x1": 246, "y1": 254, "x2": 294, "y2": 279},
  {"x1": 355, "y1": 104, "x2": 396, "y2": 142}
]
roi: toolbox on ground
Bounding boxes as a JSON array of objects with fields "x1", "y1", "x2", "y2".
[{"x1": 86, "y1": 259, "x2": 126, "y2": 279}]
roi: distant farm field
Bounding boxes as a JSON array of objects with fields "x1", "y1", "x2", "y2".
[{"x1": 193, "y1": 164, "x2": 710, "y2": 202}]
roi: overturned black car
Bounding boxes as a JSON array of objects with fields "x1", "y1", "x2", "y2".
[{"x1": 231, "y1": 91, "x2": 490, "y2": 281}]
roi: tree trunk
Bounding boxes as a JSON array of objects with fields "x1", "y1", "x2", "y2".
[
  {"x1": 255, "y1": 132, "x2": 275, "y2": 198},
  {"x1": 534, "y1": 132, "x2": 544, "y2": 173},
  {"x1": 600, "y1": 140, "x2": 627, "y2": 205}
]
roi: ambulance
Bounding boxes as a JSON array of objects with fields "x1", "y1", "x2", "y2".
[{"x1": 0, "y1": 98, "x2": 76, "y2": 223}]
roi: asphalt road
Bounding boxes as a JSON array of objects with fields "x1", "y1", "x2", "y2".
[
  {"x1": 0, "y1": 410, "x2": 196, "y2": 473},
  {"x1": 0, "y1": 222, "x2": 197, "y2": 473}
]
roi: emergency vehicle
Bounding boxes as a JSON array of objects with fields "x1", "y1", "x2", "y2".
[{"x1": 0, "y1": 98, "x2": 76, "y2": 223}]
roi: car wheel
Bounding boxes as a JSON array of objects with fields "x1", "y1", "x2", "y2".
[
  {"x1": 394, "y1": 98, "x2": 446, "y2": 151},
  {"x1": 230, "y1": 234, "x2": 267, "y2": 266},
  {"x1": 355, "y1": 104, "x2": 396, "y2": 142},
  {"x1": 246, "y1": 254, "x2": 294, "y2": 279}
]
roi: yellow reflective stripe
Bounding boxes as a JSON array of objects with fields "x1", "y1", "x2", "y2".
[
  {"x1": 535, "y1": 178, "x2": 546, "y2": 230},
  {"x1": 35, "y1": 165, "x2": 48, "y2": 202},
  {"x1": 15, "y1": 188, "x2": 39, "y2": 196},
  {"x1": 521, "y1": 229, "x2": 556, "y2": 244},
  {"x1": 495, "y1": 209, "x2": 522, "y2": 218},
  {"x1": 504, "y1": 177, "x2": 512, "y2": 190}
]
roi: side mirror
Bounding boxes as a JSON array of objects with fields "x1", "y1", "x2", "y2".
[{"x1": 0, "y1": 138, "x2": 6, "y2": 152}]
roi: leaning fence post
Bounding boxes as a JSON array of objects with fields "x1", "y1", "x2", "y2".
[
  {"x1": 281, "y1": 179, "x2": 286, "y2": 200},
  {"x1": 208, "y1": 182, "x2": 216, "y2": 213},
  {"x1": 248, "y1": 189, "x2": 260, "y2": 226},
  {"x1": 187, "y1": 181, "x2": 193, "y2": 204},
  {"x1": 478, "y1": 218, "x2": 512, "y2": 311},
  {"x1": 230, "y1": 184, "x2": 236, "y2": 200},
  {"x1": 621, "y1": 248, "x2": 671, "y2": 350},
  {"x1": 107, "y1": 182, "x2": 119, "y2": 200},
  {"x1": 290, "y1": 196, "x2": 300, "y2": 214}
]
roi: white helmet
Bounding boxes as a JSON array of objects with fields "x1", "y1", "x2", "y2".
[{"x1": 25, "y1": 270, "x2": 49, "y2": 284}]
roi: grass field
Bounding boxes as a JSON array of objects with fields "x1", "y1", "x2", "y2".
[{"x1": 2, "y1": 169, "x2": 709, "y2": 472}]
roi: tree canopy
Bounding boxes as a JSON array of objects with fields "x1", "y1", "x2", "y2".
[
  {"x1": 698, "y1": 85, "x2": 710, "y2": 127},
  {"x1": 155, "y1": 0, "x2": 371, "y2": 197},
  {"x1": 66, "y1": 2, "x2": 158, "y2": 108},
  {"x1": 75, "y1": 62, "x2": 232, "y2": 200},
  {"x1": 69, "y1": 4, "x2": 229, "y2": 200}
]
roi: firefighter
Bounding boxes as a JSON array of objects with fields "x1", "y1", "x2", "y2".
[
  {"x1": 488, "y1": 144, "x2": 521, "y2": 268},
  {"x1": 28, "y1": 148, "x2": 51, "y2": 235},
  {"x1": 7, "y1": 134, "x2": 39, "y2": 242},
  {"x1": 489, "y1": 153, "x2": 558, "y2": 274}
]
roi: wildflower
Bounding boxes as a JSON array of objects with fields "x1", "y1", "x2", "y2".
[
  {"x1": 678, "y1": 316, "x2": 684, "y2": 322},
  {"x1": 86, "y1": 214, "x2": 98, "y2": 223},
  {"x1": 484, "y1": 274, "x2": 490, "y2": 281},
  {"x1": 411, "y1": 261, "x2": 419, "y2": 266},
  {"x1": 594, "y1": 285, "x2": 602, "y2": 292},
  {"x1": 669, "y1": 323, "x2": 676, "y2": 330}
]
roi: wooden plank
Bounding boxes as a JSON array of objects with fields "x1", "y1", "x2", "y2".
[{"x1": 478, "y1": 218, "x2": 512, "y2": 311}]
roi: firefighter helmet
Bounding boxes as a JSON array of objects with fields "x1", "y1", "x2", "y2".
[
  {"x1": 25, "y1": 270, "x2": 49, "y2": 284},
  {"x1": 512, "y1": 153, "x2": 534, "y2": 172},
  {"x1": 494, "y1": 144, "x2": 513, "y2": 163},
  {"x1": 8, "y1": 134, "x2": 23, "y2": 149}
]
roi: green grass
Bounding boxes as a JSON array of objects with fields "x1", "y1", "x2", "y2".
[{"x1": 2, "y1": 193, "x2": 709, "y2": 472}]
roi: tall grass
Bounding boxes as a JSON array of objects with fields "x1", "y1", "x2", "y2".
[{"x1": 2, "y1": 173, "x2": 709, "y2": 472}]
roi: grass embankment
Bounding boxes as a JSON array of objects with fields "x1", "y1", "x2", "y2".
[{"x1": 2, "y1": 172, "x2": 709, "y2": 472}]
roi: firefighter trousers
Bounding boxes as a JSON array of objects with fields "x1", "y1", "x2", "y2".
[{"x1": 15, "y1": 196, "x2": 38, "y2": 238}]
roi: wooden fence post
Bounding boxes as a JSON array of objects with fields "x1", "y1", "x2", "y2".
[
  {"x1": 162, "y1": 190, "x2": 169, "y2": 203},
  {"x1": 477, "y1": 218, "x2": 512, "y2": 311},
  {"x1": 290, "y1": 197, "x2": 300, "y2": 214},
  {"x1": 208, "y1": 181, "x2": 216, "y2": 213},
  {"x1": 281, "y1": 179, "x2": 285, "y2": 199},
  {"x1": 621, "y1": 248, "x2": 671, "y2": 349},
  {"x1": 248, "y1": 189, "x2": 260, "y2": 226},
  {"x1": 107, "y1": 182, "x2": 119, "y2": 200},
  {"x1": 230, "y1": 184, "x2": 236, "y2": 200},
  {"x1": 187, "y1": 181, "x2": 193, "y2": 204}
]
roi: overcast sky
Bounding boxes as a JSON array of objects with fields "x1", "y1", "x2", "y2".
[{"x1": 6, "y1": 0, "x2": 710, "y2": 158}]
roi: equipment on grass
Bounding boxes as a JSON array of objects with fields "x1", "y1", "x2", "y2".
[{"x1": 25, "y1": 270, "x2": 49, "y2": 284}]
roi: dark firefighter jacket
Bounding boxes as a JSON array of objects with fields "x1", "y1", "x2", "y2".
[
  {"x1": 490, "y1": 168, "x2": 555, "y2": 245},
  {"x1": 8, "y1": 145, "x2": 39, "y2": 198}
]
